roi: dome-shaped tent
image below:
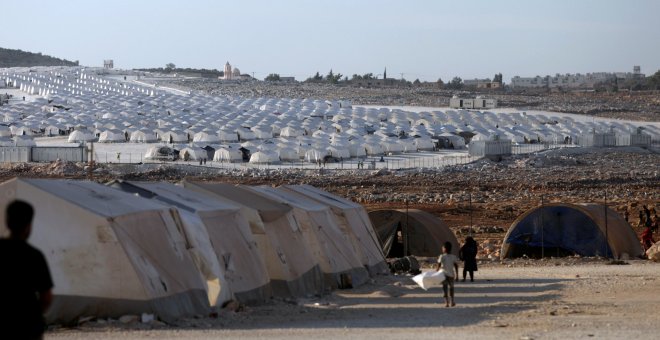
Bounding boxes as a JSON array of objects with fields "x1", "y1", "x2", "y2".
[
  {"x1": 501, "y1": 203, "x2": 644, "y2": 259},
  {"x1": 98, "y1": 129, "x2": 126, "y2": 143},
  {"x1": 67, "y1": 129, "x2": 95, "y2": 143},
  {"x1": 130, "y1": 130, "x2": 158, "y2": 143},
  {"x1": 193, "y1": 131, "x2": 220, "y2": 144},
  {"x1": 368, "y1": 209, "x2": 459, "y2": 258},
  {"x1": 213, "y1": 148, "x2": 243, "y2": 162},
  {"x1": 249, "y1": 151, "x2": 279, "y2": 164},
  {"x1": 179, "y1": 147, "x2": 207, "y2": 161}
]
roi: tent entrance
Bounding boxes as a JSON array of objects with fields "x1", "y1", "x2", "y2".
[
  {"x1": 384, "y1": 222, "x2": 407, "y2": 258},
  {"x1": 504, "y1": 206, "x2": 613, "y2": 258}
]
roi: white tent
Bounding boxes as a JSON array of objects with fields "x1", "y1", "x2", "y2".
[
  {"x1": 348, "y1": 142, "x2": 367, "y2": 158},
  {"x1": 250, "y1": 186, "x2": 370, "y2": 288},
  {"x1": 67, "y1": 129, "x2": 95, "y2": 143},
  {"x1": 160, "y1": 130, "x2": 188, "y2": 143},
  {"x1": 327, "y1": 146, "x2": 350, "y2": 159},
  {"x1": 98, "y1": 129, "x2": 126, "y2": 143},
  {"x1": 130, "y1": 130, "x2": 158, "y2": 143},
  {"x1": 179, "y1": 146, "x2": 207, "y2": 161},
  {"x1": 249, "y1": 151, "x2": 279, "y2": 164},
  {"x1": 213, "y1": 147, "x2": 243, "y2": 162},
  {"x1": 193, "y1": 131, "x2": 221, "y2": 144},
  {"x1": 0, "y1": 178, "x2": 210, "y2": 324},
  {"x1": 181, "y1": 182, "x2": 325, "y2": 297},
  {"x1": 283, "y1": 185, "x2": 388, "y2": 276},
  {"x1": 218, "y1": 130, "x2": 238, "y2": 142},
  {"x1": 280, "y1": 126, "x2": 301, "y2": 138},
  {"x1": 108, "y1": 181, "x2": 273, "y2": 304}
]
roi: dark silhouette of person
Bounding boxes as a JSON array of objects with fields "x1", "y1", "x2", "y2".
[
  {"x1": 459, "y1": 236, "x2": 478, "y2": 282},
  {"x1": 0, "y1": 200, "x2": 54, "y2": 339}
]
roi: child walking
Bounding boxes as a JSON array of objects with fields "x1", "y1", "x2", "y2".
[{"x1": 436, "y1": 241, "x2": 460, "y2": 307}]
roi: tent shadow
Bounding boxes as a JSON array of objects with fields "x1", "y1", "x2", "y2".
[{"x1": 195, "y1": 278, "x2": 567, "y2": 330}]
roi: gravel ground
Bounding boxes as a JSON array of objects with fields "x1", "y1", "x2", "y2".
[{"x1": 47, "y1": 260, "x2": 660, "y2": 339}]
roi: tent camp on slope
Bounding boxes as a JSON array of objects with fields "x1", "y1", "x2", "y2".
[
  {"x1": 0, "y1": 178, "x2": 209, "y2": 324},
  {"x1": 180, "y1": 181, "x2": 325, "y2": 298},
  {"x1": 107, "y1": 180, "x2": 272, "y2": 304},
  {"x1": 249, "y1": 186, "x2": 370, "y2": 289},
  {"x1": 281, "y1": 185, "x2": 388, "y2": 275},
  {"x1": 368, "y1": 209, "x2": 459, "y2": 258},
  {"x1": 501, "y1": 203, "x2": 644, "y2": 259}
]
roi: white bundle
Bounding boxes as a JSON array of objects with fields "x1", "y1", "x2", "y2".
[{"x1": 412, "y1": 271, "x2": 446, "y2": 290}]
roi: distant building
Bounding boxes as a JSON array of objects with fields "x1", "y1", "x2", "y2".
[
  {"x1": 351, "y1": 78, "x2": 399, "y2": 87},
  {"x1": 279, "y1": 76, "x2": 296, "y2": 82},
  {"x1": 223, "y1": 62, "x2": 233, "y2": 80},
  {"x1": 449, "y1": 96, "x2": 497, "y2": 109},
  {"x1": 103, "y1": 60, "x2": 113, "y2": 69},
  {"x1": 511, "y1": 66, "x2": 645, "y2": 89},
  {"x1": 463, "y1": 78, "x2": 491, "y2": 87}
]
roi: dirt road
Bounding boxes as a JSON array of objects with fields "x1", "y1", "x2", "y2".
[{"x1": 48, "y1": 260, "x2": 660, "y2": 339}]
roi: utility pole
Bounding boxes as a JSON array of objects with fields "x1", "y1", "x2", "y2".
[
  {"x1": 604, "y1": 188, "x2": 609, "y2": 259},
  {"x1": 404, "y1": 198, "x2": 409, "y2": 256},
  {"x1": 541, "y1": 194, "x2": 545, "y2": 259},
  {"x1": 469, "y1": 192, "x2": 473, "y2": 237}
]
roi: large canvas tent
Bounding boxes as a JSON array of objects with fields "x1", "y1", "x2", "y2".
[
  {"x1": 181, "y1": 181, "x2": 325, "y2": 297},
  {"x1": 250, "y1": 186, "x2": 370, "y2": 288},
  {"x1": 368, "y1": 209, "x2": 459, "y2": 257},
  {"x1": 281, "y1": 185, "x2": 388, "y2": 275},
  {"x1": 0, "y1": 178, "x2": 209, "y2": 324},
  {"x1": 501, "y1": 203, "x2": 644, "y2": 259},
  {"x1": 107, "y1": 181, "x2": 272, "y2": 304}
]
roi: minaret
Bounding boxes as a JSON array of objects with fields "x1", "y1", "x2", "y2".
[
  {"x1": 384, "y1": 67, "x2": 387, "y2": 80},
  {"x1": 224, "y1": 61, "x2": 233, "y2": 80}
]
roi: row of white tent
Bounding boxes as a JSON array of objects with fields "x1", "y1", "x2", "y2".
[
  {"x1": 0, "y1": 178, "x2": 387, "y2": 324},
  {"x1": 3, "y1": 67, "x2": 659, "y2": 152}
]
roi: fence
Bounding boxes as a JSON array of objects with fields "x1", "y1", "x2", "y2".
[{"x1": 2, "y1": 143, "x2": 574, "y2": 170}]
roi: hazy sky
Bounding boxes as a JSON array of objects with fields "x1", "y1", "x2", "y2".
[{"x1": 2, "y1": 0, "x2": 659, "y2": 81}]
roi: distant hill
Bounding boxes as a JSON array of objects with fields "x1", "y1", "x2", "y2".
[{"x1": 0, "y1": 47, "x2": 78, "y2": 68}]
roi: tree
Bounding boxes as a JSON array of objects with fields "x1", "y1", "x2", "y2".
[
  {"x1": 436, "y1": 78, "x2": 444, "y2": 88},
  {"x1": 493, "y1": 73, "x2": 503, "y2": 84},
  {"x1": 413, "y1": 78, "x2": 421, "y2": 85},
  {"x1": 326, "y1": 69, "x2": 343, "y2": 84},
  {"x1": 265, "y1": 73, "x2": 281, "y2": 81},
  {"x1": 447, "y1": 76, "x2": 463, "y2": 89},
  {"x1": 165, "y1": 63, "x2": 176, "y2": 71},
  {"x1": 648, "y1": 70, "x2": 660, "y2": 90}
]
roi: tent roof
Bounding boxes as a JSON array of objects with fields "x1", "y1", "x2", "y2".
[
  {"x1": 181, "y1": 181, "x2": 292, "y2": 221},
  {"x1": 107, "y1": 180, "x2": 241, "y2": 213},
  {"x1": 19, "y1": 178, "x2": 167, "y2": 217},
  {"x1": 283, "y1": 184, "x2": 360, "y2": 210},
  {"x1": 250, "y1": 186, "x2": 328, "y2": 212}
]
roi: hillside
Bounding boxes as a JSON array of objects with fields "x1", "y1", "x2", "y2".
[{"x1": 0, "y1": 47, "x2": 78, "y2": 68}]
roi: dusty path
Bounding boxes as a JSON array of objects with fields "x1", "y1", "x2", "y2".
[{"x1": 48, "y1": 260, "x2": 660, "y2": 339}]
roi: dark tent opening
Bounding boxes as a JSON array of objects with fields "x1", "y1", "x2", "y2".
[
  {"x1": 368, "y1": 209, "x2": 459, "y2": 257},
  {"x1": 502, "y1": 203, "x2": 644, "y2": 259}
]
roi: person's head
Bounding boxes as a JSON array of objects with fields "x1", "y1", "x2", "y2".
[
  {"x1": 5, "y1": 200, "x2": 34, "y2": 240},
  {"x1": 466, "y1": 236, "x2": 475, "y2": 245},
  {"x1": 443, "y1": 241, "x2": 452, "y2": 254}
]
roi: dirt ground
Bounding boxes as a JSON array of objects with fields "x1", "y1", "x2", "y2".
[{"x1": 47, "y1": 260, "x2": 660, "y2": 339}]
